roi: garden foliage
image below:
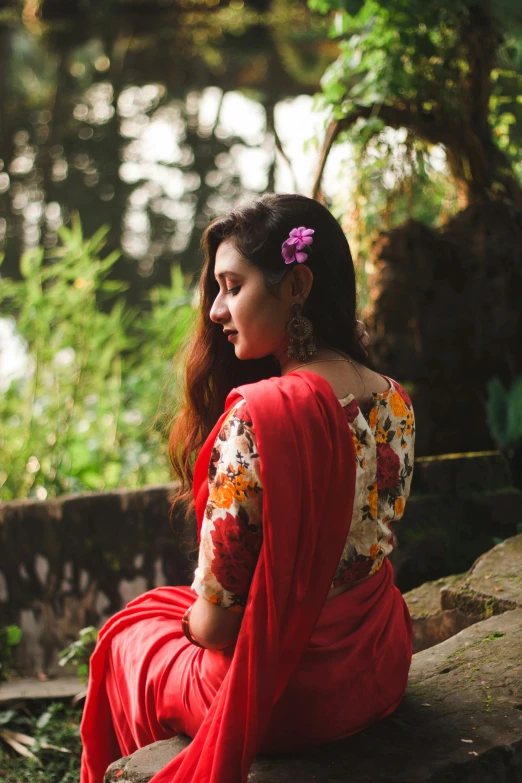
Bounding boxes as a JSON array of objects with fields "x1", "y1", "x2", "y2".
[
  {"x1": 310, "y1": 0, "x2": 522, "y2": 257},
  {"x1": 0, "y1": 214, "x2": 195, "y2": 501},
  {"x1": 0, "y1": 701, "x2": 82, "y2": 782}
]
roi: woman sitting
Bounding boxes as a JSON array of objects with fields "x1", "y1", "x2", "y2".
[{"x1": 80, "y1": 193, "x2": 415, "y2": 783}]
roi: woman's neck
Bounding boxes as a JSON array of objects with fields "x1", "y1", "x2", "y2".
[{"x1": 279, "y1": 347, "x2": 350, "y2": 377}]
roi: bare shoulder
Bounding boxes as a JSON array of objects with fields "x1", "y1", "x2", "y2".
[{"x1": 356, "y1": 365, "x2": 391, "y2": 394}]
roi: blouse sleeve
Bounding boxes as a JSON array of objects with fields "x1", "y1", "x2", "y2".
[{"x1": 191, "y1": 398, "x2": 263, "y2": 612}]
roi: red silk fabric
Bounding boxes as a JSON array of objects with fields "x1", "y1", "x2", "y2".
[
  {"x1": 160, "y1": 372, "x2": 358, "y2": 781},
  {"x1": 80, "y1": 372, "x2": 411, "y2": 783}
]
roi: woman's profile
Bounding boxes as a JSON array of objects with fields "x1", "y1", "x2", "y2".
[{"x1": 80, "y1": 193, "x2": 415, "y2": 783}]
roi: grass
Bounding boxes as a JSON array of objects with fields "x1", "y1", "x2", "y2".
[{"x1": 0, "y1": 700, "x2": 82, "y2": 782}]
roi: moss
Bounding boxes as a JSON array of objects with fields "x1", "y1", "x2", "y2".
[
  {"x1": 484, "y1": 597, "x2": 503, "y2": 618},
  {"x1": 483, "y1": 631, "x2": 506, "y2": 641}
]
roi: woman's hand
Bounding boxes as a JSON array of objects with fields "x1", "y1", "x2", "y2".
[
  {"x1": 356, "y1": 319, "x2": 370, "y2": 357},
  {"x1": 187, "y1": 595, "x2": 243, "y2": 651}
]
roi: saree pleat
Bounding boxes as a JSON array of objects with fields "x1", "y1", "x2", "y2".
[{"x1": 80, "y1": 373, "x2": 412, "y2": 783}]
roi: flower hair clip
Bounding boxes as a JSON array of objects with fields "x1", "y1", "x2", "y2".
[{"x1": 282, "y1": 226, "x2": 315, "y2": 265}]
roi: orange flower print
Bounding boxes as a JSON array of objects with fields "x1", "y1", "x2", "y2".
[
  {"x1": 369, "y1": 406, "x2": 378, "y2": 429},
  {"x1": 371, "y1": 557, "x2": 384, "y2": 574},
  {"x1": 352, "y1": 431, "x2": 363, "y2": 458},
  {"x1": 394, "y1": 496, "x2": 405, "y2": 516},
  {"x1": 390, "y1": 391, "x2": 407, "y2": 418},
  {"x1": 209, "y1": 594, "x2": 222, "y2": 606},
  {"x1": 375, "y1": 427, "x2": 388, "y2": 444},
  {"x1": 368, "y1": 483, "x2": 378, "y2": 518},
  {"x1": 370, "y1": 543, "x2": 381, "y2": 559},
  {"x1": 232, "y1": 473, "x2": 254, "y2": 502},
  {"x1": 209, "y1": 472, "x2": 236, "y2": 508},
  {"x1": 396, "y1": 426, "x2": 402, "y2": 439},
  {"x1": 405, "y1": 411, "x2": 414, "y2": 436}
]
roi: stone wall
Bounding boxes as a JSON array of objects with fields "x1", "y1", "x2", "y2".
[
  {"x1": 392, "y1": 450, "x2": 521, "y2": 592},
  {"x1": 1, "y1": 451, "x2": 520, "y2": 676},
  {"x1": 0, "y1": 484, "x2": 196, "y2": 676}
]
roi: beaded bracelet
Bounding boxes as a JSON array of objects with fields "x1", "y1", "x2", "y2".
[{"x1": 181, "y1": 605, "x2": 206, "y2": 649}]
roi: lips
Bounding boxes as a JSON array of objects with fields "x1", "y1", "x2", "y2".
[{"x1": 224, "y1": 329, "x2": 238, "y2": 337}]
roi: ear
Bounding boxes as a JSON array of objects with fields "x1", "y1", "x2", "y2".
[{"x1": 291, "y1": 265, "x2": 313, "y2": 300}]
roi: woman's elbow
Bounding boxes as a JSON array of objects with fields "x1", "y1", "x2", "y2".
[{"x1": 188, "y1": 596, "x2": 243, "y2": 650}]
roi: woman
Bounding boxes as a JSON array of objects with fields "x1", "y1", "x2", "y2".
[{"x1": 80, "y1": 193, "x2": 414, "y2": 783}]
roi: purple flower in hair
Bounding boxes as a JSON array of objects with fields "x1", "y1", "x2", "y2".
[{"x1": 282, "y1": 226, "x2": 315, "y2": 264}]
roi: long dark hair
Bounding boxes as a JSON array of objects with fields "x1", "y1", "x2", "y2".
[{"x1": 169, "y1": 193, "x2": 365, "y2": 520}]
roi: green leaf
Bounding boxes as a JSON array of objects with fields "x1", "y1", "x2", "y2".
[
  {"x1": 0, "y1": 710, "x2": 16, "y2": 726},
  {"x1": 36, "y1": 710, "x2": 53, "y2": 730},
  {"x1": 76, "y1": 663, "x2": 89, "y2": 679},
  {"x1": 19, "y1": 249, "x2": 44, "y2": 279},
  {"x1": 6, "y1": 625, "x2": 22, "y2": 646}
]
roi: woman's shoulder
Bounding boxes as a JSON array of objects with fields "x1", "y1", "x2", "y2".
[
  {"x1": 387, "y1": 378, "x2": 413, "y2": 410},
  {"x1": 220, "y1": 396, "x2": 254, "y2": 433}
]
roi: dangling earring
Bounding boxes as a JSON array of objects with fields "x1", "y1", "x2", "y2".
[{"x1": 286, "y1": 302, "x2": 317, "y2": 361}]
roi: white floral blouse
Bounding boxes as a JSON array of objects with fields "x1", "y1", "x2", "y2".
[{"x1": 192, "y1": 378, "x2": 415, "y2": 611}]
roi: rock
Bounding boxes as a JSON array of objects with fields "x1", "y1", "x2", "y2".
[
  {"x1": 441, "y1": 534, "x2": 522, "y2": 620},
  {"x1": 104, "y1": 737, "x2": 190, "y2": 783},
  {"x1": 403, "y1": 573, "x2": 478, "y2": 653},
  {"x1": 105, "y1": 609, "x2": 522, "y2": 783},
  {"x1": 404, "y1": 534, "x2": 522, "y2": 653},
  {"x1": 391, "y1": 489, "x2": 522, "y2": 592}
]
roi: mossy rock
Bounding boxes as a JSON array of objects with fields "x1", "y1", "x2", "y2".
[
  {"x1": 403, "y1": 573, "x2": 478, "y2": 653},
  {"x1": 441, "y1": 534, "x2": 522, "y2": 620}
]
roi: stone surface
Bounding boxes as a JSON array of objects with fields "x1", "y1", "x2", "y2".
[
  {"x1": 411, "y1": 451, "x2": 512, "y2": 496},
  {"x1": 392, "y1": 488, "x2": 522, "y2": 592},
  {"x1": 404, "y1": 535, "x2": 522, "y2": 652},
  {"x1": 405, "y1": 573, "x2": 465, "y2": 617},
  {"x1": 441, "y1": 534, "x2": 522, "y2": 620},
  {"x1": 403, "y1": 574, "x2": 478, "y2": 653},
  {"x1": 105, "y1": 610, "x2": 522, "y2": 783},
  {"x1": 0, "y1": 483, "x2": 196, "y2": 676},
  {"x1": 0, "y1": 675, "x2": 83, "y2": 703}
]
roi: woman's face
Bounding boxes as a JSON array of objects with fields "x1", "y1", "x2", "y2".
[{"x1": 209, "y1": 239, "x2": 295, "y2": 362}]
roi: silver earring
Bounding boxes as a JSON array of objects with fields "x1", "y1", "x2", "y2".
[{"x1": 286, "y1": 303, "x2": 317, "y2": 361}]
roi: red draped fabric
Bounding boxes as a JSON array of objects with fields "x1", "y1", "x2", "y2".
[{"x1": 80, "y1": 372, "x2": 412, "y2": 783}]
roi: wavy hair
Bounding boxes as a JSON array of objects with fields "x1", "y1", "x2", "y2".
[{"x1": 169, "y1": 193, "x2": 365, "y2": 522}]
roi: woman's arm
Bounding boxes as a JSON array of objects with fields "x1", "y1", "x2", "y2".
[
  {"x1": 188, "y1": 596, "x2": 243, "y2": 650},
  {"x1": 188, "y1": 399, "x2": 263, "y2": 650}
]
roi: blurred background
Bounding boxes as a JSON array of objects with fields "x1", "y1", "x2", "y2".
[{"x1": 1, "y1": 0, "x2": 521, "y2": 500}]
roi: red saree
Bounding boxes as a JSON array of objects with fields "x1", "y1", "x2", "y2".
[{"x1": 80, "y1": 372, "x2": 412, "y2": 783}]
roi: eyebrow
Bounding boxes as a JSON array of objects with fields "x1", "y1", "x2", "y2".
[{"x1": 214, "y1": 269, "x2": 243, "y2": 280}]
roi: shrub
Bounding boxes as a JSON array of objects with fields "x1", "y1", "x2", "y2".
[{"x1": 0, "y1": 214, "x2": 195, "y2": 501}]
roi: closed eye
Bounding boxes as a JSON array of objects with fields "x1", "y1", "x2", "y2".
[{"x1": 227, "y1": 286, "x2": 241, "y2": 296}]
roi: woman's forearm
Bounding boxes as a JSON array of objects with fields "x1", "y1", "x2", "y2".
[{"x1": 188, "y1": 596, "x2": 243, "y2": 650}]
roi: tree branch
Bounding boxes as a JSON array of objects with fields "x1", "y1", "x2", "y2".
[
  {"x1": 312, "y1": 101, "x2": 495, "y2": 199},
  {"x1": 311, "y1": 119, "x2": 343, "y2": 200}
]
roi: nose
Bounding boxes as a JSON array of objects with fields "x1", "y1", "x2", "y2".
[{"x1": 209, "y1": 290, "x2": 229, "y2": 325}]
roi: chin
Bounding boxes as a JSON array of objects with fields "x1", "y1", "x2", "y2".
[{"x1": 234, "y1": 344, "x2": 269, "y2": 362}]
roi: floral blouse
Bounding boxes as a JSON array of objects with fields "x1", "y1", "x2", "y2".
[{"x1": 192, "y1": 378, "x2": 415, "y2": 611}]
